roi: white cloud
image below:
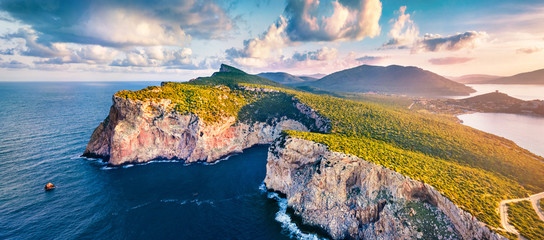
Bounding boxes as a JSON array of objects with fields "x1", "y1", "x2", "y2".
[
  {"x1": 284, "y1": 0, "x2": 382, "y2": 41},
  {"x1": 3, "y1": 28, "x2": 70, "y2": 58},
  {"x1": 413, "y1": 31, "x2": 488, "y2": 53},
  {"x1": 110, "y1": 47, "x2": 203, "y2": 69},
  {"x1": 516, "y1": 47, "x2": 542, "y2": 54},
  {"x1": 382, "y1": 6, "x2": 419, "y2": 48},
  {"x1": 382, "y1": 6, "x2": 488, "y2": 53},
  {"x1": 81, "y1": 8, "x2": 189, "y2": 47}
]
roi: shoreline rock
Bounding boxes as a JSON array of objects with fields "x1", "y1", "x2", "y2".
[
  {"x1": 83, "y1": 94, "x2": 328, "y2": 166},
  {"x1": 264, "y1": 136, "x2": 504, "y2": 240}
]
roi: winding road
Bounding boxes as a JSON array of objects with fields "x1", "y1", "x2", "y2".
[{"x1": 498, "y1": 192, "x2": 544, "y2": 236}]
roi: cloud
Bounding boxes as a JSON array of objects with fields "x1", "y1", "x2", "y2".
[
  {"x1": 2, "y1": 28, "x2": 70, "y2": 58},
  {"x1": 428, "y1": 57, "x2": 473, "y2": 65},
  {"x1": 226, "y1": 0, "x2": 383, "y2": 68},
  {"x1": 0, "y1": 60, "x2": 29, "y2": 69},
  {"x1": 355, "y1": 55, "x2": 389, "y2": 64},
  {"x1": 516, "y1": 47, "x2": 542, "y2": 54},
  {"x1": 382, "y1": 6, "x2": 418, "y2": 49},
  {"x1": 35, "y1": 45, "x2": 119, "y2": 64},
  {"x1": 110, "y1": 47, "x2": 204, "y2": 69},
  {"x1": 413, "y1": 31, "x2": 488, "y2": 53},
  {"x1": 284, "y1": 0, "x2": 382, "y2": 41},
  {"x1": 0, "y1": 0, "x2": 234, "y2": 48},
  {"x1": 226, "y1": 17, "x2": 290, "y2": 60},
  {"x1": 382, "y1": 7, "x2": 487, "y2": 53},
  {"x1": 291, "y1": 47, "x2": 338, "y2": 61}
]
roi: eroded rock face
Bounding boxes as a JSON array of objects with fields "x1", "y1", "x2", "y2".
[
  {"x1": 264, "y1": 137, "x2": 504, "y2": 240},
  {"x1": 83, "y1": 95, "x2": 325, "y2": 166}
]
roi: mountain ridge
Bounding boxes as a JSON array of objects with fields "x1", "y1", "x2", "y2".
[{"x1": 306, "y1": 64, "x2": 475, "y2": 97}]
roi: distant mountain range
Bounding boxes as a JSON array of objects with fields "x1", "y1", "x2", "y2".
[
  {"x1": 452, "y1": 68, "x2": 544, "y2": 85},
  {"x1": 257, "y1": 72, "x2": 308, "y2": 84},
  {"x1": 482, "y1": 68, "x2": 544, "y2": 84},
  {"x1": 418, "y1": 91, "x2": 544, "y2": 116},
  {"x1": 305, "y1": 64, "x2": 475, "y2": 97},
  {"x1": 450, "y1": 74, "x2": 502, "y2": 84}
]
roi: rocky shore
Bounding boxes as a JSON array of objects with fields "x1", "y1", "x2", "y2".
[
  {"x1": 83, "y1": 85, "x2": 504, "y2": 239},
  {"x1": 83, "y1": 93, "x2": 328, "y2": 165},
  {"x1": 264, "y1": 136, "x2": 504, "y2": 240}
]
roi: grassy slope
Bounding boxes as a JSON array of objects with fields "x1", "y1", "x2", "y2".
[
  {"x1": 243, "y1": 83, "x2": 544, "y2": 230},
  {"x1": 508, "y1": 201, "x2": 544, "y2": 239},
  {"x1": 116, "y1": 68, "x2": 544, "y2": 233}
]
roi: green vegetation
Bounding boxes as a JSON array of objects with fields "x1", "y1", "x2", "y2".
[
  {"x1": 243, "y1": 82, "x2": 544, "y2": 229},
  {"x1": 116, "y1": 82, "x2": 248, "y2": 123},
  {"x1": 237, "y1": 92, "x2": 315, "y2": 127},
  {"x1": 508, "y1": 201, "x2": 544, "y2": 239},
  {"x1": 187, "y1": 71, "x2": 288, "y2": 89},
  {"x1": 115, "y1": 66, "x2": 544, "y2": 234},
  {"x1": 286, "y1": 130, "x2": 526, "y2": 227},
  {"x1": 295, "y1": 85, "x2": 415, "y2": 108},
  {"x1": 540, "y1": 199, "x2": 544, "y2": 214},
  {"x1": 289, "y1": 91, "x2": 544, "y2": 193}
]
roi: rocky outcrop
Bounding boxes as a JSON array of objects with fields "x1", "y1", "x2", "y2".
[
  {"x1": 83, "y1": 95, "x2": 327, "y2": 166},
  {"x1": 265, "y1": 136, "x2": 504, "y2": 240}
]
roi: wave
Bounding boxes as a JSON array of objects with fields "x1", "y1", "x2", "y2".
[{"x1": 264, "y1": 186, "x2": 327, "y2": 240}]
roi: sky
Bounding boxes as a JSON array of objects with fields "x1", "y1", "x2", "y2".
[{"x1": 0, "y1": 0, "x2": 543, "y2": 81}]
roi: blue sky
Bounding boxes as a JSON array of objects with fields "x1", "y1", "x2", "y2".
[{"x1": 0, "y1": 0, "x2": 543, "y2": 81}]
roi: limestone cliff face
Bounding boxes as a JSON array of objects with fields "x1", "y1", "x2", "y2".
[
  {"x1": 264, "y1": 137, "x2": 504, "y2": 240},
  {"x1": 83, "y1": 95, "x2": 326, "y2": 166}
]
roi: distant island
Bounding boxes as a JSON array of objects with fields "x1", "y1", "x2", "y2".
[
  {"x1": 301, "y1": 64, "x2": 475, "y2": 97},
  {"x1": 413, "y1": 91, "x2": 544, "y2": 116},
  {"x1": 84, "y1": 64, "x2": 544, "y2": 240}
]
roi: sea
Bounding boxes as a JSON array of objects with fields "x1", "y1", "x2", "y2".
[
  {"x1": 458, "y1": 113, "x2": 544, "y2": 157},
  {"x1": 0, "y1": 82, "x2": 324, "y2": 240},
  {"x1": 2, "y1": 82, "x2": 543, "y2": 240}
]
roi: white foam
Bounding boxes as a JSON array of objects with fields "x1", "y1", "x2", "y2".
[
  {"x1": 258, "y1": 182, "x2": 267, "y2": 193},
  {"x1": 100, "y1": 166, "x2": 118, "y2": 170},
  {"x1": 267, "y1": 192, "x2": 327, "y2": 240},
  {"x1": 122, "y1": 164, "x2": 134, "y2": 168},
  {"x1": 202, "y1": 155, "x2": 233, "y2": 166}
]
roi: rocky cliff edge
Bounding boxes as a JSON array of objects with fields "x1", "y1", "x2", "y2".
[
  {"x1": 264, "y1": 136, "x2": 504, "y2": 240},
  {"x1": 83, "y1": 91, "x2": 328, "y2": 166}
]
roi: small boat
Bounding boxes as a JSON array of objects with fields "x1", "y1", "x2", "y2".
[{"x1": 44, "y1": 183, "x2": 56, "y2": 191}]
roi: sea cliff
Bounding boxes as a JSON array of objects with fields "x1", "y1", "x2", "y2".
[
  {"x1": 264, "y1": 136, "x2": 504, "y2": 240},
  {"x1": 83, "y1": 92, "x2": 328, "y2": 165}
]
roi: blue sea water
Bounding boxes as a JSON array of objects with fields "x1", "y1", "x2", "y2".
[{"x1": 0, "y1": 82, "x2": 321, "y2": 240}]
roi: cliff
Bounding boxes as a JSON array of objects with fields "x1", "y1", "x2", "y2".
[
  {"x1": 83, "y1": 91, "x2": 329, "y2": 166},
  {"x1": 264, "y1": 136, "x2": 504, "y2": 240}
]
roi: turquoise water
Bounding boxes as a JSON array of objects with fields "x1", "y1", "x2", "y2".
[{"x1": 0, "y1": 82, "x2": 320, "y2": 240}]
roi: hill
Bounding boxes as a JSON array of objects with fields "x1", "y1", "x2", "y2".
[
  {"x1": 451, "y1": 74, "x2": 502, "y2": 84},
  {"x1": 186, "y1": 64, "x2": 288, "y2": 88},
  {"x1": 483, "y1": 68, "x2": 544, "y2": 84},
  {"x1": 257, "y1": 72, "x2": 307, "y2": 84},
  {"x1": 297, "y1": 76, "x2": 318, "y2": 82},
  {"x1": 306, "y1": 64, "x2": 475, "y2": 97},
  {"x1": 91, "y1": 64, "x2": 544, "y2": 239},
  {"x1": 461, "y1": 91, "x2": 524, "y2": 105},
  {"x1": 414, "y1": 91, "x2": 544, "y2": 116}
]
